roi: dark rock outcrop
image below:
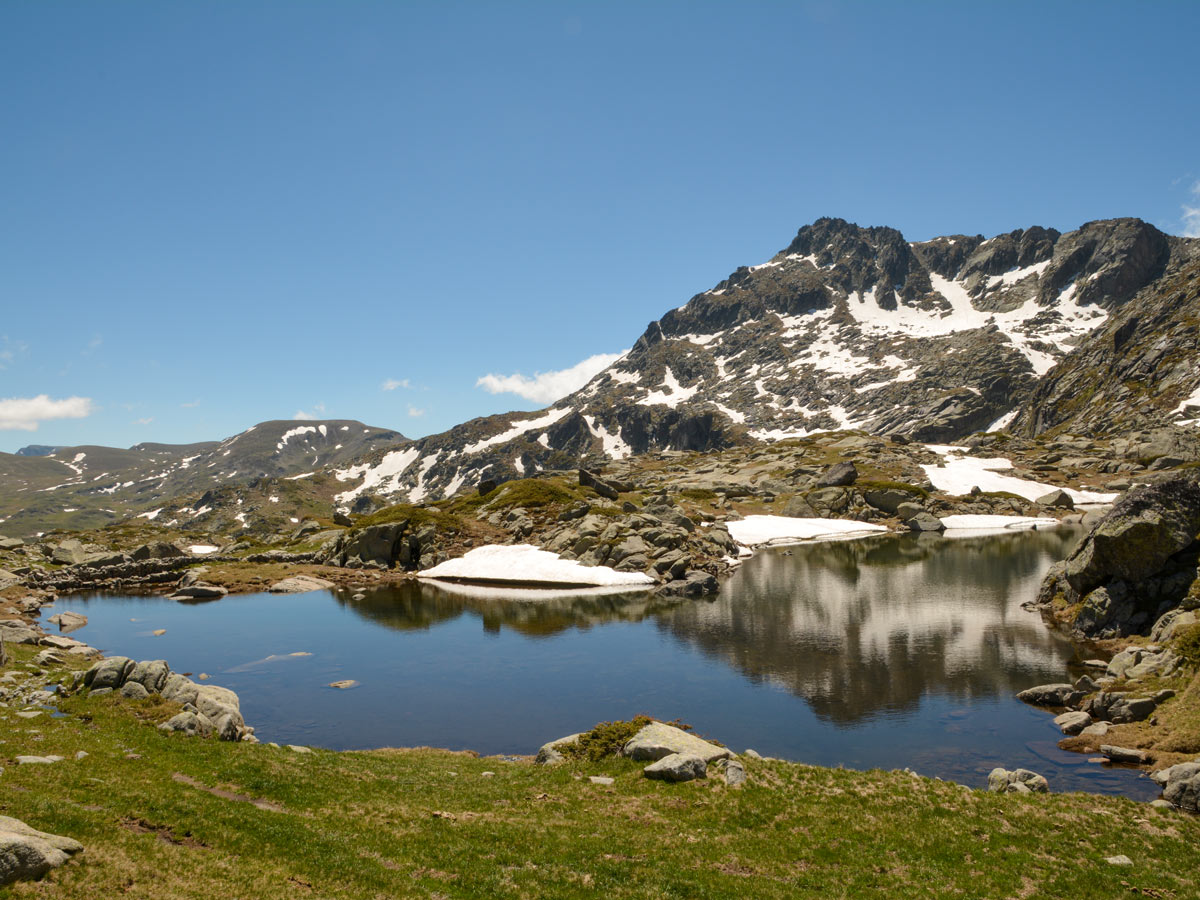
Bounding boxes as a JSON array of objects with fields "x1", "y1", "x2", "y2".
[{"x1": 1035, "y1": 472, "x2": 1200, "y2": 639}]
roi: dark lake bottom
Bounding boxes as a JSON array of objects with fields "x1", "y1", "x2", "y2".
[{"x1": 51, "y1": 527, "x2": 1160, "y2": 800}]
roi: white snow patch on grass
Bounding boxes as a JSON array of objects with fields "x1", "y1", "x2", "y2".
[
  {"x1": 137, "y1": 508, "x2": 163, "y2": 520},
  {"x1": 922, "y1": 446, "x2": 1118, "y2": 504},
  {"x1": 418, "y1": 544, "x2": 656, "y2": 587},
  {"x1": 725, "y1": 515, "x2": 888, "y2": 547},
  {"x1": 188, "y1": 544, "x2": 219, "y2": 555}
]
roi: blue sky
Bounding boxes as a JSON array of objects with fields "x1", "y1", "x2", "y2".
[{"x1": 2, "y1": 1, "x2": 1197, "y2": 453}]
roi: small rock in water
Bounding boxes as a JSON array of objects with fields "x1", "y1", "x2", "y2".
[
  {"x1": 152, "y1": 629, "x2": 166, "y2": 636},
  {"x1": 197, "y1": 673, "x2": 210, "y2": 681},
  {"x1": 327, "y1": 680, "x2": 359, "y2": 690}
]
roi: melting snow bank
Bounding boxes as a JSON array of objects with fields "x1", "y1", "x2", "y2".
[
  {"x1": 922, "y1": 445, "x2": 1119, "y2": 505},
  {"x1": 725, "y1": 515, "x2": 889, "y2": 548},
  {"x1": 417, "y1": 544, "x2": 656, "y2": 589},
  {"x1": 940, "y1": 515, "x2": 1059, "y2": 531},
  {"x1": 188, "y1": 544, "x2": 220, "y2": 555}
]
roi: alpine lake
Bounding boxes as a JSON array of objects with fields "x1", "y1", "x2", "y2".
[{"x1": 49, "y1": 525, "x2": 1158, "y2": 799}]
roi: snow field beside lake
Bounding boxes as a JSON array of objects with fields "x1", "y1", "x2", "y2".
[
  {"x1": 922, "y1": 446, "x2": 1118, "y2": 504},
  {"x1": 418, "y1": 544, "x2": 656, "y2": 587}
]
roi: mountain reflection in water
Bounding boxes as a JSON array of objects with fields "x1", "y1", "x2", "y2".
[
  {"x1": 657, "y1": 529, "x2": 1082, "y2": 725},
  {"x1": 48, "y1": 526, "x2": 1159, "y2": 797}
]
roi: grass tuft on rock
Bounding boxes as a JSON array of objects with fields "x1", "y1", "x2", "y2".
[{"x1": 560, "y1": 716, "x2": 653, "y2": 762}]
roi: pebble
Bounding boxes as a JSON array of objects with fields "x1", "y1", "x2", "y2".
[
  {"x1": 1105, "y1": 855, "x2": 1133, "y2": 866},
  {"x1": 588, "y1": 776, "x2": 614, "y2": 786},
  {"x1": 74, "y1": 751, "x2": 88, "y2": 760},
  {"x1": 287, "y1": 745, "x2": 312, "y2": 754},
  {"x1": 481, "y1": 771, "x2": 495, "y2": 778}
]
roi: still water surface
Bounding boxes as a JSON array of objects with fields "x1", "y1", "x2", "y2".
[{"x1": 51, "y1": 528, "x2": 1158, "y2": 798}]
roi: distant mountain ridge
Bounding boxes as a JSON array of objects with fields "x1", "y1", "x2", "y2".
[
  {"x1": 3, "y1": 216, "x2": 1198, "y2": 535},
  {"x1": 331, "y1": 216, "x2": 1199, "y2": 508},
  {"x1": 0, "y1": 419, "x2": 407, "y2": 537}
]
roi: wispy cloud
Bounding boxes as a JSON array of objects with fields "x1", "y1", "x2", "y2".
[
  {"x1": 476, "y1": 351, "x2": 625, "y2": 404},
  {"x1": 293, "y1": 403, "x2": 327, "y2": 421},
  {"x1": 180, "y1": 399, "x2": 201, "y2": 409},
  {"x1": 133, "y1": 416, "x2": 154, "y2": 426},
  {"x1": 1183, "y1": 180, "x2": 1200, "y2": 238},
  {"x1": 382, "y1": 378, "x2": 411, "y2": 391},
  {"x1": 0, "y1": 336, "x2": 27, "y2": 370},
  {"x1": 407, "y1": 405, "x2": 425, "y2": 418},
  {"x1": 0, "y1": 395, "x2": 94, "y2": 431}
]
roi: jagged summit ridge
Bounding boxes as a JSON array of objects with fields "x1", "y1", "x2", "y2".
[{"x1": 327, "y1": 217, "x2": 1197, "y2": 509}]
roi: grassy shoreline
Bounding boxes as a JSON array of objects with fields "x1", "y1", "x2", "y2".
[{"x1": 1, "y1": 647, "x2": 1198, "y2": 898}]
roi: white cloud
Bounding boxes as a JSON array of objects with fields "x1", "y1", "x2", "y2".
[
  {"x1": 133, "y1": 416, "x2": 154, "y2": 426},
  {"x1": 0, "y1": 395, "x2": 94, "y2": 431},
  {"x1": 476, "y1": 351, "x2": 625, "y2": 404},
  {"x1": 1183, "y1": 181, "x2": 1200, "y2": 238},
  {"x1": 181, "y1": 399, "x2": 201, "y2": 408},
  {"x1": 293, "y1": 410, "x2": 318, "y2": 420},
  {"x1": 407, "y1": 405, "x2": 425, "y2": 418},
  {"x1": 382, "y1": 378, "x2": 410, "y2": 391}
]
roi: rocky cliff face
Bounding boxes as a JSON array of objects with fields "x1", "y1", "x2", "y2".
[
  {"x1": 1014, "y1": 256, "x2": 1200, "y2": 440},
  {"x1": 332, "y1": 217, "x2": 1199, "y2": 507}
]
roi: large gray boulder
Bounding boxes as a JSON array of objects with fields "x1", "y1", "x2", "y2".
[
  {"x1": 534, "y1": 733, "x2": 583, "y2": 766},
  {"x1": 987, "y1": 768, "x2": 1049, "y2": 794},
  {"x1": 622, "y1": 722, "x2": 732, "y2": 764},
  {"x1": 643, "y1": 753, "x2": 707, "y2": 783},
  {"x1": 1156, "y1": 760, "x2": 1200, "y2": 811},
  {"x1": 83, "y1": 656, "x2": 134, "y2": 691},
  {"x1": 130, "y1": 541, "x2": 187, "y2": 561},
  {"x1": 126, "y1": 660, "x2": 170, "y2": 693},
  {"x1": 1016, "y1": 683, "x2": 1082, "y2": 707},
  {"x1": 816, "y1": 461, "x2": 858, "y2": 488},
  {"x1": 1063, "y1": 473, "x2": 1200, "y2": 597},
  {"x1": 158, "y1": 711, "x2": 216, "y2": 737},
  {"x1": 0, "y1": 816, "x2": 83, "y2": 885}
]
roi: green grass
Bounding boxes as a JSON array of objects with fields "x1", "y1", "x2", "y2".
[
  {"x1": 1, "y1": 646, "x2": 1198, "y2": 899},
  {"x1": 353, "y1": 504, "x2": 463, "y2": 532}
]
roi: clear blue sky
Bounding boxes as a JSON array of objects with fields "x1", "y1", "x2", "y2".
[{"x1": 2, "y1": 1, "x2": 1197, "y2": 452}]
